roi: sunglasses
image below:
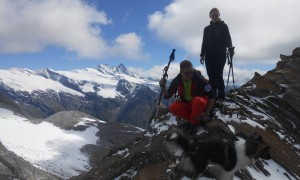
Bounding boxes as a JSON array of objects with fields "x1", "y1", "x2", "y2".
[
  {"x1": 181, "y1": 71, "x2": 194, "y2": 76},
  {"x1": 210, "y1": 13, "x2": 220, "y2": 17}
]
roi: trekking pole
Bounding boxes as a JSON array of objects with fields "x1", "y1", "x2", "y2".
[
  {"x1": 147, "y1": 49, "x2": 175, "y2": 127},
  {"x1": 224, "y1": 47, "x2": 236, "y2": 115},
  {"x1": 226, "y1": 48, "x2": 235, "y2": 88},
  {"x1": 157, "y1": 49, "x2": 176, "y2": 106},
  {"x1": 229, "y1": 47, "x2": 236, "y2": 103},
  {"x1": 145, "y1": 49, "x2": 175, "y2": 134}
]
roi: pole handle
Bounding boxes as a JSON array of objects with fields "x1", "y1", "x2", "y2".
[{"x1": 158, "y1": 49, "x2": 176, "y2": 105}]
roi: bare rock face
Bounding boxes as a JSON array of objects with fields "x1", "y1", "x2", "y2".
[
  {"x1": 292, "y1": 47, "x2": 300, "y2": 59},
  {"x1": 239, "y1": 48, "x2": 300, "y2": 178},
  {"x1": 280, "y1": 54, "x2": 292, "y2": 61},
  {"x1": 244, "y1": 47, "x2": 300, "y2": 115}
]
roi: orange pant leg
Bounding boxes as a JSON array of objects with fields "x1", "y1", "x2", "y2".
[
  {"x1": 190, "y1": 97, "x2": 208, "y2": 124},
  {"x1": 169, "y1": 101, "x2": 191, "y2": 121}
]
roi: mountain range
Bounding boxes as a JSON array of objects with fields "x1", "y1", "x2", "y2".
[
  {"x1": 0, "y1": 63, "x2": 158, "y2": 128},
  {"x1": 0, "y1": 47, "x2": 299, "y2": 179}
]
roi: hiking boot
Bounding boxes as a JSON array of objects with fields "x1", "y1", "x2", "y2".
[
  {"x1": 178, "y1": 121, "x2": 191, "y2": 131},
  {"x1": 209, "y1": 108, "x2": 218, "y2": 118},
  {"x1": 217, "y1": 89, "x2": 225, "y2": 100},
  {"x1": 189, "y1": 125, "x2": 199, "y2": 135},
  {"x1": 200, "y1": 116, "x2": 212, "y2": 125},
  {"x1": 215, "y1": 98, "x2": 224, "y2": 107}
]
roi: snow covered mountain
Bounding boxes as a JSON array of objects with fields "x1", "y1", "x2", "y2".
[{"x1": 0, "y1": 63, "x2": 158, "y2": 128}]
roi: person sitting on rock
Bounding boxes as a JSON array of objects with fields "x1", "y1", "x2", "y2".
[{"x1": 159, "y1": 60, "x2": 215, "y2": 128}]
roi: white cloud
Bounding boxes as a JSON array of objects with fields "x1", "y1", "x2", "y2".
[
  {"x1": 222, "y1": 65, "x2": 266, "y2": 86},
  {"x1": 148, "y1": 0, "x2": 300, "y2": 65},
  {"x1": 111, "y1": 33, "x2": 148, "y2": 60},
  {"x1": 0, "y1": 0, "x2": 146, "y2": 60},
  {"x1": 128, "y1": 63, "x2": 264, "y2": 86},
  {"x1": 128, "y1": 63, "x2": 181, "y2": 80}
]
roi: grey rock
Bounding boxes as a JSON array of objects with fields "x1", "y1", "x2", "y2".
[{"x1": 292, "y1": 47, "x2": 300, "y2": 58}]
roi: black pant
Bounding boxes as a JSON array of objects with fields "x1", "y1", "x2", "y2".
[{"x1": 205, "y1": 52, "x2": 227, "y2": 99}]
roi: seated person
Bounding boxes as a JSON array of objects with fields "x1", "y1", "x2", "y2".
[{"x1": 159, "y1": 60, "x2": 215, "y2": 126}]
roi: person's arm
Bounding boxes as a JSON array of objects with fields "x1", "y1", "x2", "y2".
[
  {"x1": 200, "y1": 56, "x2": 205, "y2": 65},
  {"x1": 161, "y1": 80, "x2": 168, "y2": 98},
  {"x1": 159, "y1": 78, "x2": 177, "y2": 99},
  {"x1": 159, "y1": 78, "x2": 168, "y2": 98},
  {"x1": 196, "y1": 76, "x2": 216, "y2": 120},
  {"x1": 204, "y1": 98, "x2": 215, "y2": 115},
  {"x1": 197, "y1": 98, "x2": 215, "y2": 121},
  {"x1": 200, "y1": 28, "x2": 207, "y2": 64},
  {"x1": 224, "y1": 24, "x2": 232, "y2": 49}
]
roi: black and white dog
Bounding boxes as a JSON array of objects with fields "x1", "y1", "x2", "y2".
[{"x1": 165, "y1": 130, "x2": 271, "y2": 180}]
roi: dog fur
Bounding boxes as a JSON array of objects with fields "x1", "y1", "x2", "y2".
[{"x1": 165, "y1": 130, "x2": 271, "y2": 180}]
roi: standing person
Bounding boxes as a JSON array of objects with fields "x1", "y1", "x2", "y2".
[
  {"x1": 159, "y1": 60, "x2": 215, "y2": 131},
  {"x1": 200, "y1": 8, "x2": 234, "y2": 100}
]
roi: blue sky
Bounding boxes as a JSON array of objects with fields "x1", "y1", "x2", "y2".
[{"x1": 0, "y1": 0, "x2": 300, "y2": 84}]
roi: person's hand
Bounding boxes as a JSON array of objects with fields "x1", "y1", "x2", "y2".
[
  {"x1": 228, "y1": 47, "x2": 235, "y2": 57},
  {"x1": 227, "y1": 58, "x2": 232, "y2": 65},
  {"x1": 159, "y1": 78, "x2": 167, "y2": 87},
  {"x1": 200, "y1": 56, "x2": 205, "y2": 64}
]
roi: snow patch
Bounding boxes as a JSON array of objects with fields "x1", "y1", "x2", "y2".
[
  {"x1": 247, "y1": 159, "x2": 296, "y2": 180},
  {"x1": 144, "y1": 114, "x2": 177, "y2": 137},
  {"x1": 114, "y1": 169, "x2": 137, "y2": 180},
  {"x1": 97, "y1": 87, "x2": 118, "y2": 98},
  {"x1": 113, "y1": 148, "x2": 130, "y2": 157},
  {"x1": 0, "y1": 108, "x2": 98, "y2": 179},
  {"x1": 216, "y1": 110, "x2": 265, "y2": 129}
]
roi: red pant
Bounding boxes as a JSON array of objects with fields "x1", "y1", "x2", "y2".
[{"x1": 169, "y1": 97, "x2": 208, "y2": 124}]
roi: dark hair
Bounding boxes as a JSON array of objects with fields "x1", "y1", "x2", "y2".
[
  {"x1": 209, "y1": 8, "x2": 220, "y2": 16},
  {"x1": 180, "y1": 60, "x2": 193, "y2": 71}
]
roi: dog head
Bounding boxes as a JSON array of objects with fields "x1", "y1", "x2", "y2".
[
  {"x1": 236, "y1": 132, "x2": 271, "y2": 162},
  {"x1": 165, "y1": 130, "x2": 208, "y2": 178}
]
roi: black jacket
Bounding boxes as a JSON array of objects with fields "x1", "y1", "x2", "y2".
[
  {"x1": 200, "y1": 20, "x2": 232, "y2": 56},
  {"x1": 164, "y1": 70, "x2": 215, "y2": 101}
]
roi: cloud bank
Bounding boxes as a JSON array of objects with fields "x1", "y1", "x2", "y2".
[
  {"x1": 128, "y1": 63, "x2": 265, "y2": 86},
  {"x1": 0, "y1": 0, "x2": 146, "y2": 60},
  {"x1": 148, "y1": 0, "x2": 300, "y2": 64}
]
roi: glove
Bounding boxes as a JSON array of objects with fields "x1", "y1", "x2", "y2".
[
  {"x1": 227, "y1": 58, "x2": 232, "y2": 65},
  {"x1": 159, "y1": 78, "x2": 167, "y2": 87},
  {"x1": 228, "y1": 47, "x2": 235, "y2": 57},
  {"x1": 200, "y1": 56, "x2": 205, "y2": 64}
]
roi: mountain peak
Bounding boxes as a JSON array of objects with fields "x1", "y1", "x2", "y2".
[
  {"x1": 114, "y1": 63, "x2": 129, "y2": 74},
  {"x1": 97, "y1": 63, "x2": 130, "y2": 75}
]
